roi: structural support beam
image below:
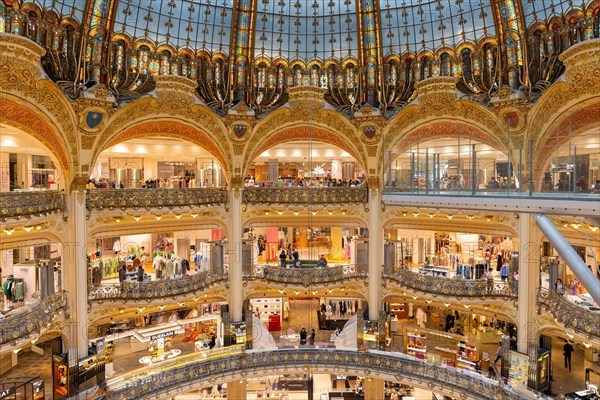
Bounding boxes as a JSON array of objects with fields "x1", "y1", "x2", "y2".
[
  {"x1": 230, "y1": 188, "x2": 244, "y2": 321},
  {"x1": 66, "y1": 190, "x2": 89, "y2": 358},
  {"x1": 533, "y1": 213, "x2": 600, "y2": 305},
  {"x1": 368, "y1": 189, "x2": 382, "y2": 320},
  {"x1": 517, "y1": 213, "x2": 539, "y2": 353}
]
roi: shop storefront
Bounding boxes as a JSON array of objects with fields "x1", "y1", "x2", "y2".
[
  {"x1": 245, "y1": 226, "x2": 368, "y2": 266},
  {"x1": 88, "y1": 230, "x2": 226, "y2": 285},
  {"x1": 385, "y1": 229, "x2": 516, "y2": 278},
  {"x1": 1, "y1": 245, "x2": 61, "y2": 321}
]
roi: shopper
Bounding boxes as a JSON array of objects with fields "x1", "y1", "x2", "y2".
[
  {"x1": 300, "y1": 328, "x2": 307, "y2": 345},
  {"x1": 279, "y1": 249, "x2": 287, "y2": 268},
  {"x1": 292, "y1": 249, "x2": 299, "y2": 267},
  {"x1": 500, "y1": 262, "x2": 509, "y2": 282},
  {"x1": 317, "y1": 255, "x2": 328, "y2": 268},
  {"x1": 486, "y1": 268, "x2": 494, "y2": 293},
  {"x1": 136, "y1": 265, "x2": 144, "y2": 282},
  {"x1": 209, "y1": 333, "x2": 217, "y2": 349},
  {"x1": 563, "y1": 340, "x2": 574, "y2": 371},
  {"x1": 309, "y1": 329, "x2": 316, "y2": 346},
  {"x1": 119, "y1": 265, "x2": 127, "y2": 283},
  {"x1": 555, "y1": 278, "x2": 565, "y2": 295}
]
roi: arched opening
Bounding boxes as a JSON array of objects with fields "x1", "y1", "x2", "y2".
[
  {"x1": 91, "y1": 136, "x2": 226, "y2": 189},
  {"x1": 0, "y1": 123, "x2": 66, "y2": 191},
  {"x1": 246, "y1": 140, "x2": 365, "y2": 187}
]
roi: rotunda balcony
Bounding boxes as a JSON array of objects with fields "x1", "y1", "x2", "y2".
[{"x1": 0, "y1": 191, "x2": 65, "y2": 221}]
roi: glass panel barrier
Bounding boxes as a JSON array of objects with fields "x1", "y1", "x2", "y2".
[{"x1": 384, "y1": 133, "x2": 600, "y2": 199}]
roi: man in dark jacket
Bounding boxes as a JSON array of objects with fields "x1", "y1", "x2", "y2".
[
  {"x1": 563, "y1": 340, "x2": 574, "y2": 371},
  {"x1": 119, "y1": 265, "x2": 127, "y2": 283},
  {"x1": 136, "y1": 265, "x2": 144, "y2": 282}
]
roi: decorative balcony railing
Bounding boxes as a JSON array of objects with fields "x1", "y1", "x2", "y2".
[
  {"x1": 0, "y1": 191, "x2": 65, "y2": 221},
  {"x1": 88, "y1": 271, "x2": 228, "y2": 302},
  {"x1": 383, "y1": 267, "x2": 517, "y2": 299},
  {"x1": 242, "y1": 187, "x2": 369, "y2": 206},
  {"x1": 106, "y1": 347, "x2": 533, "y2": 400},
  {"x1": 537, "y1": 288, "x2": 600, "y2": 339},
  {"x1": 243, "y1": 264, "x2": 368, "y2": 287},
  {"x1": 86, "y1": 188, "x2": 228, "y2": 213},
  {"x1": 0, "y1": 292, "x2": 68, "y2": 345}
]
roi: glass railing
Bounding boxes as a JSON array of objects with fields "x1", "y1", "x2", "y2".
[
  {"x1": 106, "y1": 347, "x2": 537, "y2": 400},
  {"x1": 86, "y1": 188, "x2": 228, "y2": 212},
  {"x1": 383, "y1": 133, "x2": 600, "y2": 200},
  {"x1": 88, "y1": 271, "x2": 228, "y2": 302},
  {"x1": 242, "y1": 187, "x2": 369, "y2": 205},
  {"x1": 383, "y1": 266, "x2": 517, "y2": 298},
  {"x1": 243, "y1": 264, "x2": 368, "y2": 286},
  {"x1": 537, "y1": 288, "x2": 599, "y2": 339},
  {"x1": 0, "y1": 191, "x2": 65, "y2": 220},
  {"x1": 0, "y1": 292, "x2": 67, "y2": 345}
]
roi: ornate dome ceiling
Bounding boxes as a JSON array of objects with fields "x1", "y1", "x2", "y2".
[{"x1": 3, "y1": 0, "x2": 599, "y2": 117}]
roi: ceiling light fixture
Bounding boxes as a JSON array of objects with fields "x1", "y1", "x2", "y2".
[
  {"x1": 23, "y1": 226, "x2": 33, "y2": 232},
  {"x1": 175, "y1": 214, "x2": 182, "y2": 219},
  {"x1": 155, "y1": 215, "x2": 162, "y2": 221},
  {"x1": 429, "y1": 213, "x2": 435, "y2": 218},
  {"x1": 4, "y1": 229, "x2": 14, "y2": 235},
  {"x1": 191, "y1": 213, "x2": 198, "y2": 218},
  {"x1": 447, "y1": 215, "x2": 453, "y2": 220},
  {"x1": 413, "y1": 212, "x2": 420, "y2": 217},
  {"x1": 134, "y1": 216, "x2": 141, "y2": 221},
  {"x1": 467, "y1": 215, "x2": 475, "y2": 220}
]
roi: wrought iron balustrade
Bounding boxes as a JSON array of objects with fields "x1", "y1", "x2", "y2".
[
  {"x1": 106, "y1": 347, "x2": 532, "y2": 400},
  {"x1": 383, "y1": 267, "x2": 517, "y2": 298},
  {"x1": 88, "y1": 271, "x2": 228, "y2": 302},
  {"x1": 242, "y1": 187, "x2": 368, "y2": 205},
  {"x1": 0, "y1": 191, "x2": 65, "y2": 220},
  {"x1": 86, "y1": 188, "x2": 228, "y2": 213},
  {"x1": 243, "y1": 264, "x2": 368, "y2": 287},
  {"x1": 0, "y1": 292, "x2": 67, "y2": 345},
  {"x1": 537, "y1": 288, "x2": 600, "y2": 339}
]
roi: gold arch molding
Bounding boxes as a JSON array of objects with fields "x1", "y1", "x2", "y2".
[
  {"x1": 0, "y1": 98, "x2": 72, "y2": 180},
  {"x1": 94, "y1": 118, "x2": 231, "y2": 178}
]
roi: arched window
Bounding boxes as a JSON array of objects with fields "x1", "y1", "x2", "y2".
[
  {"x1": 483, "y1": 44, "x2": 495, "y2": 86},
  {"x1": 310, "y1": 65, "x2": 319, "y2": 86},
  {"x1": 421, "y1": 56, "x2": 431, "y2": 79},
  {"x1": 159, "y1": 51, "x2": 171, "y2": 75},
  {"x1": 440, "y1": 53, "x2": 451, "y2": 76}
]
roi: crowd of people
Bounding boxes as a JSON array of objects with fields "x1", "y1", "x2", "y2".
[{"x1": 243, "y1": 175, "x2": 366, "y2": 188}]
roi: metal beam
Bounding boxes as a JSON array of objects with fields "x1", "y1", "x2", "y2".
[{"x1": 533, "y1": 213, "x2": 600, "y2": 305}]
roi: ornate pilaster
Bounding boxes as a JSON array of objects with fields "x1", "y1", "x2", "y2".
[
  {"x1": 491, "y1": 0, "x2": 528, "y2": 89},
  {"x1": 84, "y1": 0, "x2": 119, "y2": 83},
  {"x1": 230, "y1": 0, "x2": 258, "y2": 97},
  {"x1": 356, "y1": 0, "x2": 384, "y2": 105}
]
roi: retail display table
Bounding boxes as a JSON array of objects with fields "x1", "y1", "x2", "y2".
[{"x1": 139, "y1": 349, "x2": 181, "y2": 364}]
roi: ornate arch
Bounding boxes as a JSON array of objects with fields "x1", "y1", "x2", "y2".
[
  {"x1": 243, "y1": 125, "x2": 366, "y2": 177},
  {"x1": 243, "y1": 103, "x2": 367, "y2": 176},
  {"x1": 0, "y1": 98, "x2": 71, "y2": 178},
  {"x1": 386, "y1": 120, "x2": 506, "y2": 155}
]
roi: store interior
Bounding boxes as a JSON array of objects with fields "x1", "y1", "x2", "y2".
[
  {"x1": 89, "y1": 137, "x2": 226, "y2": 189},
  {"x1": 386, "y1": 135, "x2": 600, "y2": 193}
]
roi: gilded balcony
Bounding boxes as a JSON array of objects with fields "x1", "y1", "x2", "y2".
[
  {"x1": 243, "y1": 264, "x2": 368, "y2": 287},
  {"x1": 0, "y1": 191, "x2": 65, "y2": 221},
  {"x1": 106, "y1": 347, "x2": 532, "y2": 400},
  {"x1": 88, "y1": 271, "x2": 228, "y2": 302},
  {"x1": 537, "y1": 288, "x2": 600, "y2": 340},
  {"x1": 383, "y1": 267, "x2": 517, "y2": 299},
  {"x1": 86, "y1": 188, "x2": 228, "y2": 213},
  {"x1": 242, "y1": 187, "x2": 368, "y2": 205},
  {"x1": 0, "y1": 292, "x2": 67, "y2": 345}
]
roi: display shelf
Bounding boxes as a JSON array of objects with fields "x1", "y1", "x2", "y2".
[{"x1": 407, "y1": 346, "x2": 426, "y2": 353}]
